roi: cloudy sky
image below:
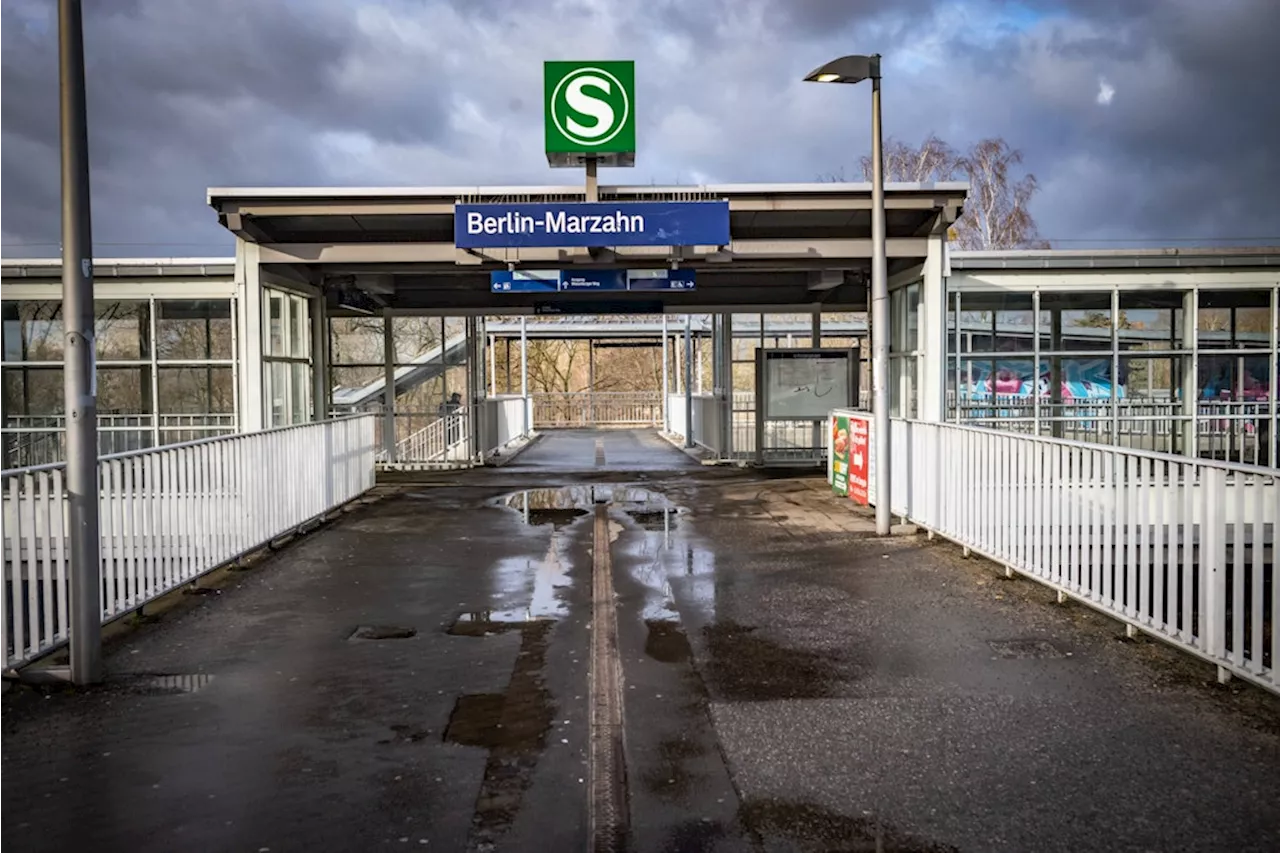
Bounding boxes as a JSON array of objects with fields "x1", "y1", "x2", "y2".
[{"x1": 3, "y1": 0, "x2": 1278, "y2": 257}]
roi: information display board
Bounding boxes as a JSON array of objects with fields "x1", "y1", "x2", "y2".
[{"x1": 759, "y1": 349, "x2": 857, "y2": 421}]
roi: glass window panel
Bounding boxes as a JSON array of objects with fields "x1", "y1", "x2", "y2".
[
  {"x1": 268, "y1": 361, "x2": 288, "y2": 427},
  {"x1": 288, "y1": 294, "x2": 309, "y2": 358},
  {"x1": 330, "y1": 316, "x2": 386, "y2": 365},
  {"x1": 1198, "y1": 289, "x2": 1273, "y2": 348},
  {"x1": 2, "y1": 366, "x2": 64, "y2": 417},
  {"x1": 95, "y1": 300, "x2": 149, "y2": 360},
  {"x1": 1118, "y1": 292, "x2": 1185, "y2": 351},
  {"x1": 1235, "y1": 307, "x2": 1272, "y2": 346},
  {"x1": 330, "y1": 366, "x2": 385, "y2": 412},
  {"x1": 156, "y1": 299, "x2": 233, "y2": 360},
  {"x1": 97, "y1": 366, "x2": 148, "y2": 415},
  {"x1": 158, "y1": 366, "x2": 235, "y2": 415},
  {"x1": 992, "y1": 293, "x2": 1034, "y2": 354},
  {"x1": 291, "y1": 362, "x2": 311, "y2": 423},
  {"x1": 731, "y1": 337, "x2": 762, "y2": 360},
  {"x1": 2, "y1": 300, "x2": 64, "y2": 361},
  {"x1": 889, "y1": 356, "x2": 917, "y2": 417},
  {"x1": 391, "y1": 316, "x2": 443, "y2": 363},
  {"x1": 957, "y1": 310, "x2": 994, "y2": 353},
  {"x1": 1041, "y1": 291, "x2": 1112, "y2": 352},
  {"x1": 267, "y1": 292, "x2": 285, "y2": 357},
  {"x1": 905, "y1": 283, "x2": 920, "y2": 352}
]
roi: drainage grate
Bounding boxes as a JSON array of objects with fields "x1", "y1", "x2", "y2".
[
  {"x1": 349, "y1": 625, "x2": 418, "y2": 641},
  {"x1": 988, "y1": 638, "x2": 1069, "y2": 659}
]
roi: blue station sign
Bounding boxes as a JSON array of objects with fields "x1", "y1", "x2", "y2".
[
  {"x1": 456, "y1": 200, "x2": 730, "y2": 249},
  {"x1": 491, "y1": 268, "x2": 696, "y2": 293}
]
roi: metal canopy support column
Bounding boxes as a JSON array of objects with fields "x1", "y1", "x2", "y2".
[
  {"x1": 238, "y1": 240, "x2": 265, "y2": 432},
  {"x1": 661, "y1": 315, "x2": 670, "y2": 432},
  {"x1": 917, "y1": 237, "x2": 948, "y2": 422},
  {"x1": 812, "y1": 307, "x2": 822, "y2": 452},
  {"x1": 520, "y1": 316, "x2": 529, "y2": 436},
  {"x1": 311, "y1": 292, "x2": 328, "y2": 421},
  {"x1": 1182, "y1": 290, "x2": 1198, "y2": 458},
  {"x1": 488, "y1": 333, "x2": 497, "y2": 396},
  {"x1": 684, "y1": 315, "x2": 694, "y2": 449},
  {"x1": 382, "y1": 309, "x2": 396, "y2": 462},
  {"x1": 59, "y1": 0, "x2": 101, "y2": 685},
  {"x1": 719, "y1": 313, "x2": 733, "y2": 458}
]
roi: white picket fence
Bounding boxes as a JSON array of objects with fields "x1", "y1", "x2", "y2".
[
  {"x1": 886, "y1": 419, "x2": 1278, "y2": 694},
  {"x1": 1, "y1": 415, "x2": 378, "y2": 671}
]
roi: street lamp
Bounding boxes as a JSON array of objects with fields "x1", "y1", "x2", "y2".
[{"x1": 804, "y1": 54, "x2": 891, "y2": 536}]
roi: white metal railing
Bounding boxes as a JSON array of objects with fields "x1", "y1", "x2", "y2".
[
  {"x1": 484, "y1": 396, "x2": 531, "y2": 454},
  {"x1": 947, "y1": 395, "x2": 1275, "y2": 466},
  {"x1": 383, "y1": 414, "x2": 469, "y2": 464},
  {"x1": 1, "y1": 415, "x2": 378, "y2": 671},
  {"x1": 3, "y1": 413, "x2": 238, "y2": 469},
  {"x1": 531, "y1": 392, "x2": 663, "y2": 428},
  {"x1": 883, "y1": 419, "x2": 1278, "y2": 694}
]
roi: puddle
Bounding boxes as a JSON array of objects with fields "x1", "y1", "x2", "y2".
[
  {"x1": 640, "y1": 736, "x2": 705, "y2": 801},
  {"x1": 498, "y1": 488, "x2": 593, "y2": 528},
  {"x1": 739, "y1": 799, "x2": 959, "y2": 853},
  {"x1": 644, "y1": 619, "x2": 692, "y2": 663},
  {"x1": 349, "y1": 624, "x2": 417, "y2": 641},
  {"x1": 444, "y1": 620, "x2": 554, "y2": 850},
  {"x1": 701, "y1": 621, "x2": 843, "y2": 700},
  {"x1": 448, "y1": 609, "x2": 551, "y2": 636}
]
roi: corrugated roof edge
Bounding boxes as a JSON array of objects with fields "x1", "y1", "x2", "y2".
[
  {"x1": 206, "y1": 181, "x2": 971, "y2": 203},
  {"x1": 950, "y1": 246, "x2": 1280, "y2": 269}
]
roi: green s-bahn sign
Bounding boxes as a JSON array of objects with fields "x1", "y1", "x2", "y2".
[{"x1": 544, "y1": 60, "x2": 635, "y2": 167}]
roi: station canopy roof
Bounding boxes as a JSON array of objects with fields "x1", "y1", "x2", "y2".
[{"x1": 207, "y1": 182, "x2": 967, "y2": 314}]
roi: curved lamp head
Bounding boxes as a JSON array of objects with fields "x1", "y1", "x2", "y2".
[{"x1": 804, "y1": 54, "x2": 881, "y2": 84}]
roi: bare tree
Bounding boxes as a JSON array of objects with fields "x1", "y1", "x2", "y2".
[
  {"x1": 858, "y1": 133, "x2": 960, "y2": 185},
  {"x1": 831, "y1": 134, "x2": 1049, "y2": 250},
  {"x1": 954, "y1": 138, "x2": 1048, "y2": 250}
]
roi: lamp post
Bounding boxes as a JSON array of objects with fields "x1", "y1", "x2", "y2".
[
  {"x1": 60, "y1": 0, "x2": 104, "y2": 682},
  {"x1": 804, "y1": 53, "x2": 891, "y2": 536}
]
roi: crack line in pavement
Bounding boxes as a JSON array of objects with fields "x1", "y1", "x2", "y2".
[{"x1": 589, "y1": 502, "x2": 629, "y2": 852}]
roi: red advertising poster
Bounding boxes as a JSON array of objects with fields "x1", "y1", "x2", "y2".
[{"x1": 848, "y1": 416, "x2": 870, "y2": 506}]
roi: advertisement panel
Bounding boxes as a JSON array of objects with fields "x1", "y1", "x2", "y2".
[
  {"x1": 831, "y1": 414, "x2": 850, "y2": 496},
  {"x1": 847, "y1": 415, "x2": 870, "y2": 506}
]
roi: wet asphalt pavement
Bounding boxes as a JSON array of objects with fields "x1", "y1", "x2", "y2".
[{"x1": 4, "y1": 429, "x2": 1279, "y2": 853}]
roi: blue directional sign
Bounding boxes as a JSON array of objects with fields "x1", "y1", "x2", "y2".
[
  {"x1": 457, "y1": 200, "x2": 730, "y2": 249},
  {"x1": 491, "y1": 268, "x2": 696, "y2": 293},
  {"x1": 488, "y1": 270, "x2": 562, "y2": 293},
  {"x1": 559, "y1": 270, "x2": 627, "y2": 292},
  {"x1": 626, "y1": 269, "x2": 696, "y2": 291}
]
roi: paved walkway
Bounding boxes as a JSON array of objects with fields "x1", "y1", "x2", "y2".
[{"x1": 4, "y1": 430, "x2": 1278, "y2": 852}]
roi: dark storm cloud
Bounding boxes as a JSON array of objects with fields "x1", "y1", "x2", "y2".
[
  {"x1": 1, "y1": 0, "x2": 452, "y2": 254},
  {"x1": 2, "y1": 0, "x2": 1279, "y2": 255}
]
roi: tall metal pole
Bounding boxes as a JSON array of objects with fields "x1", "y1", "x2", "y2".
[
  {"x1": 60, "y1": 0, "x2": 103, "y2": 684},
  {"x1": 869, "y1": 61, "x2": 891, "y2": 536}
]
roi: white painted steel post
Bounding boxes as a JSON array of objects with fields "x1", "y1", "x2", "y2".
[
  {"x1": 59, "y1": 0, "x2": 102, "y2": 684},
  {"x1": 684, "y1": 316, "x2": 694, "y2": 448},
  {"x1": 869, "y1": 64, "x2": 891, "y2": 535},
  {"x1": 382, "y1": 309, "x2": 396, "y2": 462},
  {"x1": 521, "y1": 316, "x2": 529, "y2": 436},
  {"x1": 661, "y1": 315, "x2": 670, "y2": 432}
]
